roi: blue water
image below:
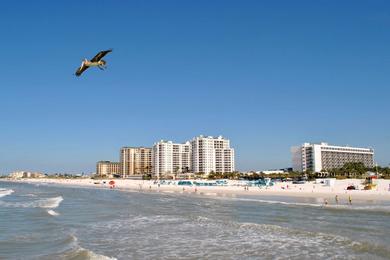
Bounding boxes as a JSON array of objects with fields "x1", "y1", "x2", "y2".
[{"x1": 1, "y1": 181, "x2": 390, "y2": 259}]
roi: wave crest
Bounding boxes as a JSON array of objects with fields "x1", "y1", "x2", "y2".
[
  {"x1": 39, "y1": 234, "x2": 117, "y2": 260},
  {"x1": 0, "y1": 189, "x2": 14, "y2": 198},
  {"x1": 62, "y1": 247, "x2": 117, "y2": 260},
  {"x1": 219, "y1": 197, "x2": 390, "y2": 213},
  {"x1": 47, "y1": 210, "x2": 60, "y2": 216},
  {"x1": 0, "y1": 196, "x2": 63, "y2": 209},
  {"x1": 36, "y1": 196, "x2": 63, "y2": 208}
]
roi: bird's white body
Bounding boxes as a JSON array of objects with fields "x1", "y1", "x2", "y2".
[{"x1": 83, "y1": 59, "x2": 105, "y2": 67}]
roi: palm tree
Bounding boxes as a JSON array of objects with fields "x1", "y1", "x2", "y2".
[{"x1": 174, "y1": 166, "x2": 180, "y2": 180}]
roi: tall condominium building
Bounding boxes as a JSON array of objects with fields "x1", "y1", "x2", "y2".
[
  {"x1": 96, "y1": 161, "x2": 120, "y2": 177},
  {"x1": 152, "y1": 141, "x2": 191, "y2": 178},
  {"x1": 291, "y1": 142, "x2": 374, "y2": 172},
  {"x1": 190, "y1": 135, "x2": 235, "y2": 174},
  {"x1": 120, "y1": 147, "x2": 152, "y2": 177}
]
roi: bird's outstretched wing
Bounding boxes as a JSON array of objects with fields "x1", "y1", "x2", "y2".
[
  {"x1": 90, "y1": 49, "x2": 112, "y2": 62},
  {"x1": 75, "y1": 63, "x2": 89, "y2": 77}
]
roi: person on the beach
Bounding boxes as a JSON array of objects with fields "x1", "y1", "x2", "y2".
[
  {"x1": 324, "y1": 199, "x2": 328, "y2": 206},
  {"x1": 348, "y1": 195, "x2": 352, "y2": 205},
  {"x1": 335, "y1": 195, "x2": 339, "y2": 204}
]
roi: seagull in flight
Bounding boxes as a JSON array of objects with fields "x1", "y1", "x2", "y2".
[{"x1": 75, "y1": 49, "x2": 112, "y2": 77}]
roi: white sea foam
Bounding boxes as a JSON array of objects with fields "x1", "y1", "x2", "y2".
[
  {"x1": 188, "y1": 215, "x2": 381, "y2": 259},
  {"x1": 84, "y1": 213, "x2": 384, "y2": 259},
  {"x1": 40, "y1": 234, "x2": 117, "y2": 260},
  {"x1": 47, "y1": 210, "x2": 60, "y2": 216},
  {"x1": 231, "y1": 197, "x2": 324, "y2": 207},
  {"x1": 219, "y1": 197, "x2": 390, "y2": 213},
  {"x1": 66, "y1": 235, "x2": 117, "y2": 260},
  {"x1": 24, "y1": 193, "x2": 37, "y2": 197},
  {"x1": 77, "y1": 248, "x2": 117, "y2": 260},
  {"x1": 0, "y1": 189, "x2": 14, "y2": 198},
  {"x1": 37, "y1": 196, "x2": 63, "y2": 208},
  {"x1": 0, "y1": 196, "x2": 63, "y2": 209}
]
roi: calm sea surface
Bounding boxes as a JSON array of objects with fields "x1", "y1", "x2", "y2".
[{"x1": 1, "y1": 181, "x2": 390, "y2": 259}]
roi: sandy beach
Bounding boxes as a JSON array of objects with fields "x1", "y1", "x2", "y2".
[{"x1": 3, "y1": 177, "x2": 390, "y2": 202}]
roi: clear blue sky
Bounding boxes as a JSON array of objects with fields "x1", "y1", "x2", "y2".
[{"x1": 0, "y1": 0, "x2": 389, "y2": 174}]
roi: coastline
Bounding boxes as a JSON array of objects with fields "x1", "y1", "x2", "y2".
[{"x1": 2, "y1": 177, "x2": 390, "y2": 203}]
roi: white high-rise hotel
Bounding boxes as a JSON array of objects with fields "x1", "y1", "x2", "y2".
[
  {"x1": 291, "y1": 142, "x2": 374, "y2": 172},
  {"x1": 191, "y1": 135, "x2": 235, "y2": 174},
  {"x1": 152, "y1": 135, "x2": 235, "y2": 178},
  {"x1": 152, "y1": 141, "x2": 191, "y2": 178}
]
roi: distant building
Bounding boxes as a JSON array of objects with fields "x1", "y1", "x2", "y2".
[
  {"x1": 152, "y1": 140, "x2": 191, "y2": 179},
  {"x1": 96, "y1": 161, "x2": 120, "y2": 177},
  {"x1": 190, "y1": 135, "x2": 235, "y2": 174},
  {"x1": 120, "y1": 147, "x2": 152, "y2": 177},
  {"x1": 100, "y1": 134, "x2": 235, "y2": 179},
  {"x1": 8, "y1": 171, "x2": 45, "y2": 178},
  {"x1": 9, "y1": 171, "x2": 26, "y2": 178},
  {"x1": 291, "y1": 142, "x2": 374, "y2": 172},
  {"x1": 30, "y1": 172, "x2": 45, "y2": 178},
  {"x1": 261, "y1": 170, "x2": 285, "y2": 175}
]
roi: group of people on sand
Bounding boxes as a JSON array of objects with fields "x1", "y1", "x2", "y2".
[{"x1": 324, "y1": 195, "x2": 352, "y2": 206}]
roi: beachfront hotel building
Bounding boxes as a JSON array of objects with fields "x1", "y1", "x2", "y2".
[
  {"x1": 190, "y1": 135, "x2": 235, "y2": 174},
  {"x1": 291, "y1": 142, "x2": 374, "y2": 172},
  {"x1": 120, "y1": 147, "x2": 152, "y2": 177},
  {"x1": 96, "y1": 161, "x2": 120, "y2": 177},
  {"x1": 152, "y1": 141, "x2": 191, "y2": 179},
  {"x1": 8, "y1": 171, "x2": 46, "y2": 178}
]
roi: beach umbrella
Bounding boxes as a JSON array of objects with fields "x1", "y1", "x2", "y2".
[{"x1": 109, "y1": 180, "x2": 115, "y2": 185}]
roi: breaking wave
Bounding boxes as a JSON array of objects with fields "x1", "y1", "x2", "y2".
[
  {"x1": 188, "y1": 215, "x2": 390, "y2": 259},
  {"x1": 219, "y1": 197, "x2": 390, "y2": 213},
  {"x1": 0, "y1": 196, "x2": 63, "y2": 209},
  {"x1": 83, "y1": 214, "x2": 390, "y2": 259},
  {"x1": 0, "y1": 188, "x2": 14, "y2": 198},
  {"x1": 39, "y1": 234, "x2": 117, "y2": 260},
  {"x1": 60, "y1": 247, "x2": 117, "y2": 260},
  {"x1": 47, "y1": 210, "x2": 60, "y2": 216}
]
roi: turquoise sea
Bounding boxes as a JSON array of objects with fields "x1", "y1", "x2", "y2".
[{"x1": 1, "y1": 181, "x2": 390, "y2": 259}]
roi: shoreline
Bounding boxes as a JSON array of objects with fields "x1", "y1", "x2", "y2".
[{"x1": 2, "y1": 178, "x2": 390, "y2": 203}]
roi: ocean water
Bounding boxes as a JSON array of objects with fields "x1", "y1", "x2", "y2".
[{"x1": 1, "y1": 182, "x2": 390, "y2": 259}]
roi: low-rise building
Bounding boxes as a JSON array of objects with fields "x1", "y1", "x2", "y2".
[
  {"x1": 96, "y1": 161, "x2": 120, "y2": 177},
  {"x1": 8, "y1": 171, "x2": 45, "y2": 178},
  {"x1": 261, "y1": 170, "x2": 285, "y2": 175},
  {"x1": 291, "y1": 142, "x2": 374, "y2": 172},
  {"x1": 8, "y1": 171, "x2": 25, "y2": 178}
]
